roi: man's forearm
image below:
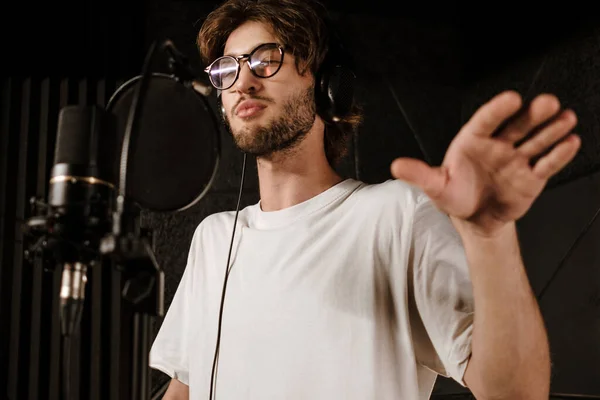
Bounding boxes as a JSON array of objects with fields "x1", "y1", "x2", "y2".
[
  {"x1": 163, "y1": 378, "x2": 189, "y2": 400},
  {"x1": 454, "y1": 220, "x2": 551, "y2": 399}
]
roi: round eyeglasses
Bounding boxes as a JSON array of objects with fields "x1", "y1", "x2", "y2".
[{"x1": 204, "y1": 42, "x2": 285, "y2": 90}]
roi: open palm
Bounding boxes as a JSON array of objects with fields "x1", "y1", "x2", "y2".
[{"x1": 391, "y1": 91, "x2": 581, "y2": 235}]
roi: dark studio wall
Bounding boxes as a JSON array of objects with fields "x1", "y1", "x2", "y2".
[{"x1": 1, "y1": 0, "x2": 599, "y2": 399}]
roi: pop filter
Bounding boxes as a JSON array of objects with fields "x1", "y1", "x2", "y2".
[{"x1": 106, "y1": 73, "x2": 220, "y2": 212}]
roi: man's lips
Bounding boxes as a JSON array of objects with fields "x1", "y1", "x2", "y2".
[{"x1": 235, "y1": 100, "x2": 266, "y2": 118}]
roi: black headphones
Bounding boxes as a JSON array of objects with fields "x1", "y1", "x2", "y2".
[{"x1": 314, "y1": 20, "x2": 356, "y2": 123}]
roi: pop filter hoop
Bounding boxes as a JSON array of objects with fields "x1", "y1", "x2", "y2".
[{"x1": 106, "y1": 71, "x2": 220, "y2": 214}]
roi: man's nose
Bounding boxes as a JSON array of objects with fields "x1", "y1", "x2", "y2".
[{"x1": 233, "y1": 59, "x2": 262, "y2": 94}]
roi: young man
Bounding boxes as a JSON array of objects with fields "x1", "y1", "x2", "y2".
[{"x1": 149, "y1": 0, "x2": 581, "y2": 399}]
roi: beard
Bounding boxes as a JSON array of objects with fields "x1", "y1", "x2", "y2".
[{"x1": 223, "y1": 86, "x2": 316, "y2": 157}]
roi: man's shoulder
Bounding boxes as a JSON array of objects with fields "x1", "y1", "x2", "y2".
[
  {"x1": 352, "y1": 178, "x2": 427, "y2": 208},
  {"x1": 190, "y1": 203, "x2": 257, "y2": 243}
]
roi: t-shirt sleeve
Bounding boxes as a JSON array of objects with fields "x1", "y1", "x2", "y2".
[
  {"x1": 408, "y1": 192, "x2": 474, "y2": 387},
  {"x1": 149, "y1": 224, "x2": 201, "y2": 386}
]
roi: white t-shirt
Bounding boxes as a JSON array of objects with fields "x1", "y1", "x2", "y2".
[{"x1": 149, "y1": 178, "x2": 474, "y2": 399}]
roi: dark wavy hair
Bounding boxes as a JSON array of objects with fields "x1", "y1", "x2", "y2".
[{"x1": 197, "y1": 0, "x2": 363, "y2": 167}]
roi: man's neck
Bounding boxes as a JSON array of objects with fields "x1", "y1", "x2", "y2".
[{"x1": 256, "y1": 148, "x2": 342, "y2": 212}]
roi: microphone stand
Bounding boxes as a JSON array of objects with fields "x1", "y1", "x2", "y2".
[
  {"x1": 99, "y1": 36, "x2": 207, "y2": 399},
  {"x1": 100, "y1": 37, "x2": 213, "y2": 399},
  {"x1": 99, "y1": 38, "x2": 169, "y2": 400}
]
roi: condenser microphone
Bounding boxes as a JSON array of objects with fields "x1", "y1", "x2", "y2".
[{"x1": 46, "y1": 105, "x2": 118, "y2": 336}]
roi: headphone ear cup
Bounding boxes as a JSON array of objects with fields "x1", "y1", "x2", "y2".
[
  {"x1": 315, "y1": 20, "x2": 356, "y2": 123},
  {"x1": 316, "y1": 62, "x2": 355, "y2": 122},
  {"x1": 325, "y1": 65, "x2": 355, "y2": 120}
]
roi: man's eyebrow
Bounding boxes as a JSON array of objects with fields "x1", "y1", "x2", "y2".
[{"x1": 223, "y1": 42, "x2": 269, "y2": 57}]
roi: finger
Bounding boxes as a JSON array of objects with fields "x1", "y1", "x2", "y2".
[
  {"x1": 532, "y1": 134, "x2": 581, "y2": 179},
  {"x1": 518, "y1": 109, "x2": 577, "y2": 158},
  {"x1": 391, "y1": 158, "x2": 448, "y2": 198},
  {"x1": 461, "y1": 90, "x2": 522, "y2": 138},
  {"x1": 498, "y1": 93, "x2": 562, "y2": 144}
]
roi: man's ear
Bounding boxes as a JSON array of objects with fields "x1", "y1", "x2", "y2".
[{"x1": 296, "y1": 59, "x2": 312, "y2": 77}]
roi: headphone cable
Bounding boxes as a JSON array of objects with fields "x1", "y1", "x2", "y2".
[{"x1": 209, "y1": 152, "x2": 247, "y2": 400}]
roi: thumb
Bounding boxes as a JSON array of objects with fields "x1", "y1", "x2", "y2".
[{"x1": 390, "y1": 158, "x2": 448, "y2": 199}]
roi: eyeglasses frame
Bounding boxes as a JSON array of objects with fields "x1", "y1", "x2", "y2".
[{"x1": 203, "y1": 42, "x2": 285, "y2": 91}]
